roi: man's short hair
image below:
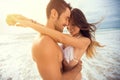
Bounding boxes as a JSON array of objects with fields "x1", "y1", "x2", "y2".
[{"x1": 46, "y1": 0, "x2": 72, "y2": 19}]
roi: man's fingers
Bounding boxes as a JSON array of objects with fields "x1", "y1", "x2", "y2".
[
  {"x1": 76, "y1": 60, "x2": 82, "y2": 72},
  {"x1": 78, "y1": 60, "x2": 82, "y2": 65}
]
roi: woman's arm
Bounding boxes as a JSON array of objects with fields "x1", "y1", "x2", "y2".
[
  {"x1": 19, "y1": 20, "x2": 90, "y2": 49},
  {"x1": 6, "y1": 14, "x2": 90, "y2": 49},
  {"x1": 29, "y1": 22, "x2": 90, "y2": 49}
]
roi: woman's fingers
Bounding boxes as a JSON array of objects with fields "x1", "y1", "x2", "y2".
[
  {"x1": 6, "y1": 14, "x2": 27, "y2": 25},
  {"x1": 6, "y1": 15, "x2": 17, "y2": 26},
  {"x1": 6, "y1": 14, "x2": 30, "y2": 27}
]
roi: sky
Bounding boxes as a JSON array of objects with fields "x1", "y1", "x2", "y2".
[{"x1": 0, "y1": 0, "x2": 120, "y2": 33}]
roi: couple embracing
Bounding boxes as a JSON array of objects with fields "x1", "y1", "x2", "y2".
[{"x1": 6, "y1": 0, "x2": 103, "y2": 80}]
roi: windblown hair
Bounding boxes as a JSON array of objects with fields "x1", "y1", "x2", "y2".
[
  {"x1": 70, "y1": 8, "x2": 103, "y2": 58},
  {"x1": 46, "y1": 0, "x2": 72, "y2": 19}
]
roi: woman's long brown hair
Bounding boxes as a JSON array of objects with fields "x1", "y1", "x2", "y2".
[{"x1": 70, "y1": 8, "x2": 103, "y2": 58}]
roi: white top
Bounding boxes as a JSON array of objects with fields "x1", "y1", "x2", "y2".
[{"x1": 59, "y1": 44, "x2": 75, "y2": 63}]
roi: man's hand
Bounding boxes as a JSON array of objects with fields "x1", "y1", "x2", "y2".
[
  {"x1": 74, "y1": 60, "x2": 82, "y2": 72},
  {"x1": 63, "y1": 59, "x2": 82, "y2": 72},
  {"x1": 62, "y1": 60, "x2": 82, "y2": 80}
]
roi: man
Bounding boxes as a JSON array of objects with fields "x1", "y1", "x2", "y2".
[{"x1": 32, "y1": 0, "x2": 82, "y2": 80}]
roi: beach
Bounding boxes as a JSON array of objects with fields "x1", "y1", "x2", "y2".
[
  {"x1": 0, "y1": 28, "x2": 120, "y2": 80},
  {"x1": 0, "y1": 0, "x2": 120, "y2": 79}
]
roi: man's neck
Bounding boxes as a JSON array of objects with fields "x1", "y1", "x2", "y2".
[{"x1": 46, "y1": 20, "x2": 55, "y2": 30}]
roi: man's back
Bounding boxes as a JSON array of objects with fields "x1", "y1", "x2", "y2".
[{"x1": 32, "y1": 35, "x2": 63, "y2": 80}]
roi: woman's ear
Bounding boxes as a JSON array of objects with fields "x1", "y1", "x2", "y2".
[{"x1": 51, "y1": 9, "x2": 58, "y2": 19}]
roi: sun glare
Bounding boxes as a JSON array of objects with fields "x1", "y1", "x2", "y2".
[{"x1": 0, "y1": 0, "x2": 49, "y2": 33}]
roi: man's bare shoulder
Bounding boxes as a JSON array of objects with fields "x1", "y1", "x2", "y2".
[
  {"x1": 32, "y1": 35, "x2": 57, "y2": 60},
  {"x1": 33, "y1": 35, "x2": 55, "y2": 47}
]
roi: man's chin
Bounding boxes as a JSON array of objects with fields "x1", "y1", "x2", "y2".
[{"x1": 59, "y1": 27, "x2": 64, "y2": 32}]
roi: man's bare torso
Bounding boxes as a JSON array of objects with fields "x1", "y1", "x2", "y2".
[{"x1": 32, "y1": 35, "x2": 63, "y2": 70}]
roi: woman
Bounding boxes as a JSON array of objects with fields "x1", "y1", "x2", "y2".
[{"x1": 6, "y1": 8, "x2": 103, "y2": 80}]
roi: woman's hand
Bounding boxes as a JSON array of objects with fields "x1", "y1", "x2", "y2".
[{"x1": 6, "y1": 14, "x2": 33, "y2": 27}]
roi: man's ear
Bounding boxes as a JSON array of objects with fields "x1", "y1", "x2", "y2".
[{"x1": 51, "y1": 9, "x2": 58, "y2": 19}]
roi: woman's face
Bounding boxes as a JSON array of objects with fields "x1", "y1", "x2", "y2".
[{"x1": 67, "y1": 23, "x2": 80, "y2": 36}]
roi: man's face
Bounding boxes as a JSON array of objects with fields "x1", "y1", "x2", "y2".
[{"x1": 55, "y1": 8, "x2": 71, "y2": 32}]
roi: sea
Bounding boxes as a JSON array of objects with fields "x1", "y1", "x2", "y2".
[{"x1": 0, "y1": 27, "x2": 120, "y2": 80}]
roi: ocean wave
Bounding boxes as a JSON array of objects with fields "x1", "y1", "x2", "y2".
[{"x1": 0, "y1": 29, "x2": 120, "y2": 80}]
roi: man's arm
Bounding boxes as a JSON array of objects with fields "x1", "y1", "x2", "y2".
[
  {"x1": 62, "y1": 61, "x2": 82, "y2": 80},
  {"x1": 32, "y1": 36, "x2": 81, "y2": 80}
]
